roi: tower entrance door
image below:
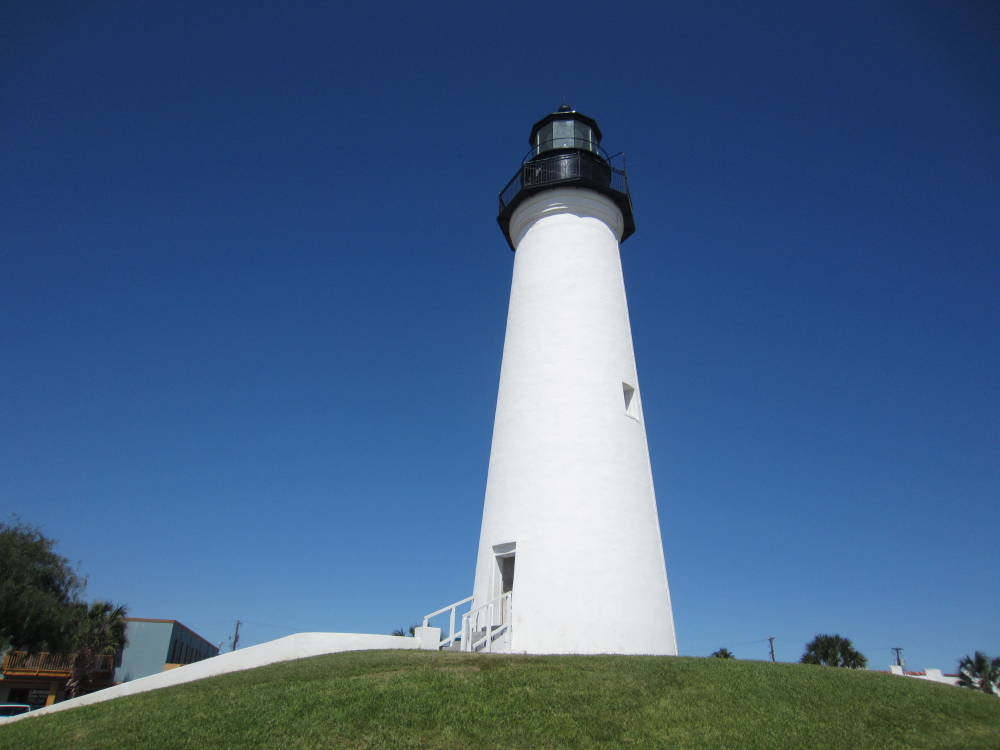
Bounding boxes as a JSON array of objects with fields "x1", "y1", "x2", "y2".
[
  {"x1": 492, "y1": 542, "x2": 516, "y2": 600},
  {"x1": 491, "y1": 542, "x2": 516, "y2": 636},
  {"x1": 500, "y1": 554, "x2": 515, "y2": 595}
]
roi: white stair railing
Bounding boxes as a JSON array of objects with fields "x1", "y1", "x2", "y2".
[
  {"x1": 461, "y1": 591, "x2": 512, "y2": 653},
  {"x1": 423, "y1": 596, "x2": 474, "y2": 650}
]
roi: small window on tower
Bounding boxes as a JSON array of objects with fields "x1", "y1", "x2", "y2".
[{"x1": 623, "y1": 382, "x2": 640, "y2": 421}]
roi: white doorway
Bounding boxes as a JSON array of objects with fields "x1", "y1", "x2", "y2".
[
  {"x1": 491, "y1": 542, "x2": 516, "y2": 598},
  {"x1": 491, "y1": 542, "x2": 516, "y2": 631}
]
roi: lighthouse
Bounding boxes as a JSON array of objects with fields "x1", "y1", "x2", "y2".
[{"x1": 463, "y1": 106, "x2": 678, "y2": 655}]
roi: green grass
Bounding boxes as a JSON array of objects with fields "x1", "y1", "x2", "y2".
[{"x1": 2, "y1": 651, "x2": 998, "y2": 749}]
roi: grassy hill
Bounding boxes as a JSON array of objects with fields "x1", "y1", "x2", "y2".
[{"x1": 1, "y1": 650, "x2": 997, "y2": 749}]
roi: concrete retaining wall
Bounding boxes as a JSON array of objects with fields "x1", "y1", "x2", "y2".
[{"x1": 0, "y1": 629, "x2": 440, "y2": 724}]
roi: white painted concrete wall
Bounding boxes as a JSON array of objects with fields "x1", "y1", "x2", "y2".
[
  {"x1": 889, "y1": 666, "x2": 964, "y2": 688},
  {"x1": 473, "y1": 187, "x2": 677, "y2": 655},
  {"x1": 0, "y1": 630, "x2": 439, "y2": 724}
]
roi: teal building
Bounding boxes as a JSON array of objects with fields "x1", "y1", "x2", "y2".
[{"x1": 114, "y1": 619, "x2": 219, "y2": 683}]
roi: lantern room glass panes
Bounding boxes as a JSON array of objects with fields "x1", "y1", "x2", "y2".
[
  {"x1": 533, "y1": 119, "x2": 597, "y2": 157},
  {"x1": 552, "y1": 120, "x2": 575, "y2": 148}
]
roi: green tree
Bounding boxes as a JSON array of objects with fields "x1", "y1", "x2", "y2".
[
  {"x1": 0, "y1": 517, "x2": 85, "y2": 653},
  {"x1": 956, "y1": 651, "x2": 1000, "y2": 695},
  {"x1": 67, "y1": 600, "x2": 129, "y2": 697},
  {"x1": 710, "y1": 648, "x2": 735, "y2": 659},
  {"x1": 800, "y1": 634, "x2": 867, "y2": 669}
]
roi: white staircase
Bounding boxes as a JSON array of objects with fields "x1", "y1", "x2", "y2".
[{"x1": 424, "y1": 592, "x2": 513, "y2": 653}]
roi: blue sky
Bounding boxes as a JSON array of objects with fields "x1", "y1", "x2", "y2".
[{"x1": 2, "y1": 1, "x2": 997, "y2": 671}]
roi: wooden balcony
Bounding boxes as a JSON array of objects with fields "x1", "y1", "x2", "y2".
[{"x1": 1, "y1": 651, "x2": 114, "y2": 678}]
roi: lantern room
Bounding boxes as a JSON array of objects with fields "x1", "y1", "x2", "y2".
[
  {"x1": 497, "y1": 105, "x2": 634, "y2": 250},
  {"x1": 528, "y1": 105, "x2": 603, "y2": 160}
]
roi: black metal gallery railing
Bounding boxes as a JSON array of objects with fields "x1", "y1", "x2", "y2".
[
  {"x1": 500, "y1": 153, "x2": 628, "y2": 213},
  {"x1": 499, "y1": 151, "x2": 629, "y2": 215},
  {"x1": 496, "y1": 150, "x2": 635, "y2": 250}
]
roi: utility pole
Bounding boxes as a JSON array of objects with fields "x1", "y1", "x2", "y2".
[
  {"x1": 767, "y1": 637, "x2": 776, "y2": 663},
  {"x1": 230, "y1": 620, "x2": 242, "y2": 652},
  {"x1": 892, "y1": 647, "x2": 904, "y2": 667}
]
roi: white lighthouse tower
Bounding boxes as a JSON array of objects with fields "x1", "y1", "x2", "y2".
[{"x1": 464, "y1": 106, "x2": 678, "y2": 655}]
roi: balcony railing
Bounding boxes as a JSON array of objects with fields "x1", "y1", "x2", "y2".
[
  {"x1": 499, "y1": 151, "x2": 629, "y2": 215},
  {"x1": 497, "y1": 150, "x2": 635, "y2": 250},
  {"x1": 1, "y1": 651, "x2": 114, "y2": 678}
]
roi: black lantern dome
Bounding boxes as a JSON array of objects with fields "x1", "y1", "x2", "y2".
[{"x1": 497, "y1": 105, "x2": 635, "y2": 250}]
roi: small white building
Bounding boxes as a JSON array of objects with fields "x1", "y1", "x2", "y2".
[{"x1": 888, "y1": 665, "x2": 962, "y2": 687}]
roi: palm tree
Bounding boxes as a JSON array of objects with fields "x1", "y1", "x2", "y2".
[
  {"x1": 710, "y1": 648, "x2": 735, "y2": 659},
  {"x1": 957, "y1": 652, "x2": 1000, "y2": 695},
  {"x1": 800, "y1": 634, "x2": 867, "y2": 669},
  {"x1": 67, "y1": 601, "x2": 129, "y2": 697}
]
